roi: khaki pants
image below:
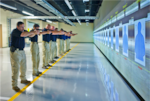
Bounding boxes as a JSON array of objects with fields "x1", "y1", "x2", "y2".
[
  {"x1": 53, "y1": 41, "x2": 57, "y2": 58},
  {"x1": 68, "y1": 39, "x2": 70, "y2": 49},
  {"x1": 49, "y1": 41, "x2": 53, "y2": 62},
  {"x1": 61, "y1": 39, "x2": 64, "y2": 54},
  {"x1": 10, "y1": 50, "x2": 27, "y2": 87},
  {"x1": 30, "y1": 42, "x2": 40, "y2": 74},
  {"x1": 67, "y1": 39, "x2": 70, "y2": 50},
  {"x1": 57, "y1": 39, "x2": 61, "y2": 56},
  {"x1": 50, "y1": 41, "x2": 56, "y2": 61},
  {"x1": 42, "y1": 41, "x2": 50, "y2": 67},
  {"x1": 64, "y1": 39, "x2": 68, "y2": 52}
]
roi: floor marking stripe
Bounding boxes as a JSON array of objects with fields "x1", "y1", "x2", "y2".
[{"x1": 8, "y1": 43, "x2": 79, "y2": 101}]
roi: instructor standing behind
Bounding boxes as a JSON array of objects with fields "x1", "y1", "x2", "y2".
[{"x1": 10, "y1": 21, "x2": 40, "y2": 92}]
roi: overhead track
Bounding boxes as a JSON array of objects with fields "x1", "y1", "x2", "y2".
[
  {"x1": 34, "y1": 0, "x2": 75, "y2": 26},
  {"x1": 11, "y1": 16, "x2": 97, "y2": 20}
]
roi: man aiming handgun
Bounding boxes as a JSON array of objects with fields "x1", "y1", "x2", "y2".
[
  {"x1": 30, "y1": 24, "x2": 52, "y2": 76},
  {"x1": 10, "y1": 22, "x2": 41, "y2": 91},
  {"x1": 42, "y1": 24, "x2": 65, "y2": 69}
]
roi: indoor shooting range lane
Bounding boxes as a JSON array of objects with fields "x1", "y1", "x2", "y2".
[{"x1": 7, "y1": 43, "x2": 139, "y2": 101}]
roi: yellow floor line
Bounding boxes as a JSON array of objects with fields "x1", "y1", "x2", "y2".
[{"x1": 8, "y1": 43, "x2": 79, "y2": 101}]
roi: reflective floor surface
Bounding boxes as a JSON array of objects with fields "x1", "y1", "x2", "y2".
[{"x1": 0, "y1": 43, "x2": 140, "y2": 101}]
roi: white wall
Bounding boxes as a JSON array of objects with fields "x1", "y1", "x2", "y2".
[{"x1": 60, "y1": 23, "x2": 93, "y2": 43}]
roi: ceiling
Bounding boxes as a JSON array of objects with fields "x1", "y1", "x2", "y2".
[{"x1": 0, "y1": 0, "x2": 103, "y2": 25}]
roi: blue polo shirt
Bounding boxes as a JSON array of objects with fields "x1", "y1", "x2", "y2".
[
  {"x1": 51, "y1": 35, "x2": 57, "y2": 42},
  {"x1": 10, "y1": 28, "x2": 25, "y2": 50},
  {"x1": 57, "y1": 35, "x2": 63, "y2": 39},
  {"x1": 30, "y1": 29, "x2": 38, "y2": 42},
  {"x1": 62, "y1": 35, "x2": 66, "y2": 40},
  {"x1": 30, "y1": 35, "x2": 38, "y2": 42},
  {"x1": 66, "y1": 36, "x2": 68, "y2": 39},
  {"x1": 42, "y1": 28, "x2": 51, "y2": 42}
]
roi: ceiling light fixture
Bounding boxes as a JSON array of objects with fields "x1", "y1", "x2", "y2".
[
  {"x1": 83, "y1": 0, "x2": 89, "y2": 3},
  {"x1": 0, "y1": 2, "x2": 17, "y2": 10},
  {"x1": 85, "y1": 9, "x2": 90, "y2": 13},
  {"x1": 72, "y1": 10, "x2": 77, "y2": 16},
  {"x1": 77, "y1": 19, "x2": 81, "y2": 25},
  {"x1": 22, "y1": 11, "x2": 34, "y2": 16},
  {"x1": 46, "y1": 20, "x2": 52, "y2": 23},
  {"x1": 64, "y1": 0, "x2": 73, "y2": 10}
]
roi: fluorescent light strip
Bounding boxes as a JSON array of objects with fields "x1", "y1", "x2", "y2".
[
  {"x1": 71, "y1": 10, "x2": 81, "y2": 25},
  {"x1": 85, "y1": 9, "x2": 89, "y2": 13},
  {"x1": 77, "y1": 19, "x2": 81, "y2": 25},
  {"x1": 0, "y1": 2, "x2": 17, "y2": 10},
  {"x1": 22, "y1": 11, "x2": 34, "y2": 16},
  {"x1": 83, "y1": 0, "x2": 89, "y2": 3},
  {"x1": 46, "y1": 20, "x2": 52, "y2": 23},
  {"x1": 64, "y1": 0, "x2": 73, "y2": 10},
  {"x1": 72, "y1": 10, "x2": 77, "y2": 16}
]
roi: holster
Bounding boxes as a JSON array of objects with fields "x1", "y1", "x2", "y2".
[{"x1": 10, "y1": 46, "x2": 16, "y2": 52}]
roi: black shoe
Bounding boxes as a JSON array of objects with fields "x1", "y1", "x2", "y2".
[
  {"x1": 38, "y1": 71, "x2": 42, "y2": 74},
  {"x1": 52, "y1": 60, "x2": 56, "y2": 62},
  {"x1": 47, "y1": 64, "x2": 52, "y2": 67},
  {"x1": 54, "y1": 56, "x2": 59, "y2": 59},
  {"x1": 49, "y1": 61, "x2": 55, "y2": 63},
  {"x1": 12, "y1": 86, "x2": 20, "y2": 92},
  {"x1": 33, "y1": 73, "x2": 39, "y2": 76},
  {"x1": 21, "y1": 80, "x2": 31, "y2": 84},
  {"x1": 42, "y1": 66, "x2": 49, "y2": 69}
]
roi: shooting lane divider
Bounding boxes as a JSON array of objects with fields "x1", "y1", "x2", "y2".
[
  {"x1": 99, "y1": 42, "x2": 150, "y2": 73},
  {"x1": 8, "y1": 43, "x2": 79, "y2": 101}
]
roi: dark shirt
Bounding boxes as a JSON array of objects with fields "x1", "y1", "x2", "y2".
[
  {"x1": 57, "y1": 35, "x2": 63, "y2": 39},
  {"x1": 51, "y1": 34, "x2": 57, "y2": 42},
  {"x1": 42, "y1": 28, "x2": 51, "y2": 42},
  {"x1": 30, "y1": 29, "x2": 38, "y2": 42},
  {"x1": 10, "y1": 28, "x2": 25, "y2": 49},
  {"x1": 62, "y1": 35, "x2": 66, "y2": 40},
  {"x1": 66, "y1": 36, "x2": 68, "y2": 39}
]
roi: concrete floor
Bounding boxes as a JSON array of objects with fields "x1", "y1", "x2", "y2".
[{"x1": 0, "y1": 43, "x2": 140, "y2": 101}]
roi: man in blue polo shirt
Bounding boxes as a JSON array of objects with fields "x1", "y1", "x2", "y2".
[
  {"x1": 10, "y1": 21, "x2": 40, "y2": 91},
  {"x1": 42, "y1": 24, "x2": 52, "y2": 69},
  {"x1": 49, "y1": 26, "x2": 57, "y2": 63},
  {"x1": 54, "y1": 28, "x2": 59, "y2": 59},
  {"x1": 57, "y1": 34, "x2": 62, "y2": 57},
  {"x1": 67, "y1": 31, "x2": 77, "y2": 51},
  {"x1": 64, "y1": 34, "x2": 69, "y2": 52},
  {"x1": 30, "y1": 24, "x2": 51, "y2": 76},
  {"x1": 42, "y1": 24, "x2": 64, "y2": 68}
]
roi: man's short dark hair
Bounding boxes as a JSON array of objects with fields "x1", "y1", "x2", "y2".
[
  {"x1": 33, "y1": 24, "x2": 40, "y2": 28},
  {"x1": 17, "y1": 21, "x2": 24, "y2": 27}
]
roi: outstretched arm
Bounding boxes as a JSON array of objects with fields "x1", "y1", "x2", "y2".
[
  {"x1": 51, "y1": 30, "x2": 64, "y2": 35},
  {"x1": 40, "y1": 30, "x2": 51, "y2": 35},
  {"x1": 21, "y1": 30, "x2": 40, "y2": 37}
]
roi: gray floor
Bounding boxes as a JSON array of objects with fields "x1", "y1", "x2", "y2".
[{"x1": 0, "y1": 43, "x2": 140, "y2": 101}]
